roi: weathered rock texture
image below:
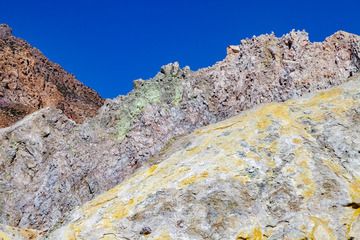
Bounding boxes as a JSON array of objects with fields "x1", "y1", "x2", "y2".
[
  {"x1": 45, "y1": 76, "x2": 360, "y2": 239},
  {"x1": 0, "y1": 24, "x2": 104, "y2": 128},
  {"x1": 0, "y1": 224, "x2": 38, "y2": 240},
  {"x1": 0, "y1": 30, "x2": 360, "y2": 232}
]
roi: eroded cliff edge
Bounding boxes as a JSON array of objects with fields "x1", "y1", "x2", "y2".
[{"x1": 0, "y1": 24, "x2": 104, "y2": 127}]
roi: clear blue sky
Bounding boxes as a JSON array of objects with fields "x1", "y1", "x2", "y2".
[{"x1": 1, "y1": 0, "x2": 359, "y2": 98}]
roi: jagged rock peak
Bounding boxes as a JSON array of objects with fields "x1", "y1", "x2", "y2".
[
  {"x1": 133, "y1": 62, "x2": 190, "y2": 90},
  {"x1": 227, "y1": 30, "x2": 360, "y2": 58},
  {"x1": 0, "y1": 24, "x2": 12, "y2": 39}
]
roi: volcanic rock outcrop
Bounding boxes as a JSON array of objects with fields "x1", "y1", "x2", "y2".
[
  {"x1": 4, "y1": 73, "x2": 360, "y2": 239},
  {"x1": 44, "y1": 75, "x2": 360, "y2": 239},
  {"x1": 0, "y1": 24, "x2": 104, "y2": 128},
  {"x1": 0, "y1": 29, "x2": 360, "y2": 236}
]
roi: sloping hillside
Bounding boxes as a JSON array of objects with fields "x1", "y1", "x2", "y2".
[
  {"x1": 0, "y1": 29, "x2": 359, "y2": 233},
  {"x1": 44, "y1": 74, "x2": 360, "y2": 239}
]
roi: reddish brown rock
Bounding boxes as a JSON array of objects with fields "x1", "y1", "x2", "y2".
[{"x1": 0, "y1": 24, "x2": 104, "y2": 128}]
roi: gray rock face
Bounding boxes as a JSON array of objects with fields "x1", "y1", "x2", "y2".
[
  {"x1": 0, "y1": 108, "x2": 76, "y2": 229},
  {"x1": 45, "y1": 76, "x2": 360, "y2": 239},
  {"x1": 0, "y1": 24, "x2": 12, "y2": 39},
  {"x1": 0, "y1": 30, "x2": 360, "y2": 231}
]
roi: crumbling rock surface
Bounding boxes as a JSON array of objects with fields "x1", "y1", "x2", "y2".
[
  {"x1": 0, "y1": 30, "x2": 360, "y2": 232},
  {"x1": 0, "y1": 24, "x2": 104, "y2": 128},
  {"x1": 0, "y1": 224, "x2": 38, "y2": 240},
  {"x1": 46, "y1": 76, "x2": 360, "y2": 239}
]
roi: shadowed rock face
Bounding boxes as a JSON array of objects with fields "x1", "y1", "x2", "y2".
[
  {"x1": 0, "y1": 24, "x2": 104, "y2": 128},
  {"x1": 0, "y1": 30, "x2": 359, "y2": 232},
  {"x1": 45, "y1": 76, "x2": 360, "y2": 239}
]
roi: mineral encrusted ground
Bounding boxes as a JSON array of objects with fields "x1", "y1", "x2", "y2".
[
  {"x1": 44, "y1": 74, "x2": 360, "y2": 239},
  {"x1": 0, "y1": 30, "x2": 360, "y2": 234}
]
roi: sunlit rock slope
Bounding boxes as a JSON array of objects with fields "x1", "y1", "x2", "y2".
[
  {"x1": 1, "y1": 30, "x2": 360, "y2": 231},
  {"x1": 0, "y1": 24, "x2": 104, "y2": 128},
  {"x1": 43, "y1": 74, "x2": 360, "y2": 239},
  {"x1": 0, "y1": 224, "x2": 38, "y2": 240}
]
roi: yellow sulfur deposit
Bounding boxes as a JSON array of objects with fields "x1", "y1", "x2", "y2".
[{"x1": 16, "y1": 76, "x2": 360, "y2": 239}]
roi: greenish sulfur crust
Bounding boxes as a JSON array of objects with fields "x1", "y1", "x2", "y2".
[{"x1": 116, "y1": 76, "x2": 183, "y2": 140}]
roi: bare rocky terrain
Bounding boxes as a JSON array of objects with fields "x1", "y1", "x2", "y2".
[
  {"x1": 0, "y1": 24, "x2": 104, "y2": 128},
  {"x1": 0, "y1": 26, "x2": 360, "y2": 239},
  {"x1": 46, "y1": 75, "x2": 360, "y2": 239}
]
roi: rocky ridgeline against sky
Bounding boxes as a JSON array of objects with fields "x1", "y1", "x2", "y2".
[
  {"x1": 0, "y1": 25, "x2": 359, "y2": 238},
  {"x1": 0, "y1": 24, "x2": 104, "y2": 128}
]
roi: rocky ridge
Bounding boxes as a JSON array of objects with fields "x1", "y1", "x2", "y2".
[
  {"x1": 0, "y1": 24, "x2": 104, "y2": 128},
  {"x1": 44, "y1": 74, "x2": 360, "y2": 239},
  {"x1": 3, "y1": 71, "x2": 360, "y2": 239},
  {"x1": 0, "y1": 29, "x2": 360, "y2": 234}
]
